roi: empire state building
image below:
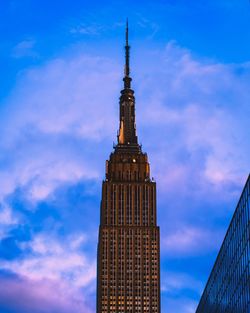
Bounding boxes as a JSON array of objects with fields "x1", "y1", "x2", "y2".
[{"x1": 97, "y1": 22, "x2": 161, "y2": 313}]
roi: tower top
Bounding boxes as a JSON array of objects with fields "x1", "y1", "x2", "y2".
[{"x1": 117, "y1": 21, "x2": 139, "y2": 150}]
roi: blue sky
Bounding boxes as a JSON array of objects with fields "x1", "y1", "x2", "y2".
[{"x1": 0, "y1": 1, "x2": 250, "y2": 312}]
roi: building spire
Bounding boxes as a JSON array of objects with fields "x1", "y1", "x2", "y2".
[
  {"x1": 117, "y1": 20, "x2": 138, "y2": 149},
  {"x1": 124, "y1": 18, "x2": 132, "y2": 89}
]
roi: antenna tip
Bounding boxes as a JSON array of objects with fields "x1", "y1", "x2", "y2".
[{"x1": 125, "y1": 18, "x2": 129, "y2": 46}]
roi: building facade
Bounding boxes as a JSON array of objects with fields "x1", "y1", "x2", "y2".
[
  {"x1": 97, "y1": 23, "x2": 161, "y2": 313},
  {"x1": 196, "y1": 175, "x2": 250, "y2": 313}
]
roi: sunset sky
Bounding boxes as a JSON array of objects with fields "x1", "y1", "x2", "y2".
[{"x1": 0, "y1": 1, "x2": 250, "y2": 312}]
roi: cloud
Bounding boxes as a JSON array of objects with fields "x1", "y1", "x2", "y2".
[
  {"x1": 0, "y1": 146, "x2": 99, "y2": 204},
  {"x1": 2, "y1": 55, "x2": 118, "y2": 141},
  {"x1": 136, "y1": 41, "x2": 250, "y2": 200},
  {"x1": 162, "y1": 226, "x2": 224, "y2": 256},
  {"x1": 12, "y1": 40, "x2": 38, "y2": 59},
  {"x1": 0, "y1": 53, "x2": 120, "y2": 204},
  {"x1": 70, "y1": 23, "x2": 104, "y2": 35},
  {"x1": 0, "y1": 204, "x2": 18, "y2": 226},
  {"x1": 0, "y1": 275, "x2": 94, "y2": 313},
  {"x1": 136, "y1": 15, "x2": 159, "y2": 38},
  {"x1": 161, "y1": 271, "x2": 200, "y2": 313},
  {"x1": 162, "y1": 271, "x2": 202, "y2": 294},
  {"x1": 164, "y1": 297, "x2": 198, "y2": 313},
  {"x1": 0, "y1": 204, "x2": 19, "y2": 240},
  {"x1": 0, "y1": 233, "x2": 96, "y2": 289}
]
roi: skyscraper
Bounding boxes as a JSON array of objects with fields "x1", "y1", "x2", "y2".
[
  {"x1": 97, "y1": 22, "x2": 161, "y2": 313},
  {"x1": 196, "y1": 174, "x2": 250, "y2": 313}
]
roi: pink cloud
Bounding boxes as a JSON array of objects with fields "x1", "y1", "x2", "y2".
[
  {"x1": 0, "y1": 52, "x2": 120, "y2": 203},
  {"x1": 136, "y1": 41, "x2": 249, "y2": 202},
  {"x1": 0, "y1": 233, "x2": 96, "y2": 289},
  {"x1": 162, "y1": 271, "x2": 203, "y2": 294},
  {"x1": 0, "y1": 276, "x2": 94, "y2": 313},
  {"x1": 162, "y1": 226, "x2": 224, "y2": 256}
]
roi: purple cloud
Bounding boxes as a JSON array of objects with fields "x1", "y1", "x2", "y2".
[{"x1": 0, "y1": 275, "x2": 94, "y2": 313}]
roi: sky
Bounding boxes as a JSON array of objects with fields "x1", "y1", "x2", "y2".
[{"x1": 0, "y1": 0, "x2": 250, "y2": 312}]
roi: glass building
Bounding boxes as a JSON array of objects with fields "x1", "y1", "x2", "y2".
[{"x1": 196, "y1": 174, "x2": 250, "y2": 313}]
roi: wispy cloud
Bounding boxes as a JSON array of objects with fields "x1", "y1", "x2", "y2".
[
  {"x1": 162, "y1": 271, "x2": 203, "y2": 294},
  {"x1": 70, "y1": 23, "x2": 104, "y2": 35},
  {"x1": 0, "y1": 204, "x2": 19, "y2": 240},
  {"x1": 165, "y1": 298, "x2": 198, "y2": 313},
  {"x1": 161, "y1": 270, "x2": 201, "y2": 313},
  {"x1": 12, "y1": 39, "x2": 38, "y2": 59},
  {"x1": 0, "y1": 275, "x2": 94, "y2": 313},
  {"x1": 0, "y1": 232, "x2": 96, "y2": 288},
  {"x1": 0, "y1": 53, "x2": 120, "y2": 204},
  {"x1": 137, "y1": 41, "x2": 250, "y2": 200},
  {"x1": 2, "y1": 55, "x2": 118, "y2": 141},
  {"x1": 162, "y1": 226, "x2": 223, "y2": 256},
  {"x1": 0, "y1": 204, "x2": 18, "y2": 226},
  {"x1": 136, "y1": 15, "x2": 159, "y2": 38}
]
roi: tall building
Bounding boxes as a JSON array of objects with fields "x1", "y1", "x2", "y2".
[
  {"x1": 196, "y1": 174, "x2": 250, "y2": 313},
  {"x1": 97, "y1": 22, "x2": 161, "y2": 313}
]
